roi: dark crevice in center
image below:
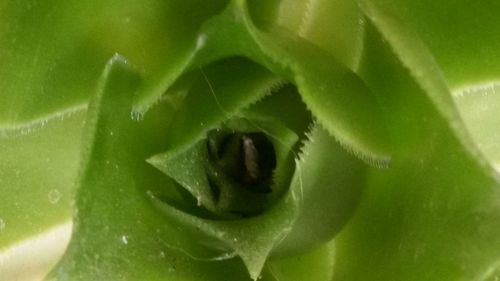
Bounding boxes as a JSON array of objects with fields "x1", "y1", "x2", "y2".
[{"x1": 207, "y1": 130, "x2": 276, "y2": 194}]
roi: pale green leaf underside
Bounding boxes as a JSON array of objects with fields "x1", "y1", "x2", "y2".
[
  {"x1": 0, "y1": 222, "x2": 71, "y2": 281},
  {"x1": 453, "y1": 83, "x2": 500, "y2": 172},
  {"x1": 0, "y1": 110, "x2": 85, "y2": 248}
]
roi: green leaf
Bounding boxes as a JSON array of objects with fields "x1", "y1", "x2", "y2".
[
  {"x1": 330, "y1": 2, "x2": 500, "y2": 281},
  {"x1": 358, "y1": 0, "x2": 500, "y2": 87},
  {"x1": 0, "y1": 0, "x2": 227, "y2": 126},
  {"x1": 48, "y1": 55, "x2": 200, "y2": 280},
  {"x1": 162, "y1": 57, "x2": 284, "y2": 151},
  {"x1": 264, "y1": 240, "x2": 336, "y2": 281},
  {"x1": 275, "y1": 123, "x2": 366, "y2": 256},
  {"x1": 4, "y1": 1, "x2": 500, "y2": 280},
  {"x1": 183, "y1": 0, "x2": 391, "y2": 165},
  {"x1": 0, "y1": 111, "x2": 84, "y2": 248},
  {"x1": 149, "y1": 182, "x2": 298, "y2": 280},
  {"x1": 453, "y1": 83, "x2": 500, "y2": 171},
  {"x1": 47, "y1": 55, "x2": 230, "y2": 280},
  {"x1": 270, "y1": 0, "x2": 363, "y2": 69},
  {"x1": 0, "y1": 110, "x2": 84, "y2": 280}
]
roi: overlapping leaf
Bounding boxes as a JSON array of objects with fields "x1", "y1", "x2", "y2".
[
  {"x1": 48, "y1": 55, "x2": 341, "y2": 281},
  {"x1": 454, "y1": 84, "x2": 500, "y2": 171},
  {"x1": 0, "y1": 0, "x2": 228, "y2": 127},
  {"x1": 2, "y1": 0, "x2": 500, "y2": 280},
  {"x1": 184, "y1": 0, "x2": 391, "y2": 165},
  {"x1": 330, "y1": 2, "x2": 500, "y2": 281},
  {"x1": 358, "y1": 0, "x2": 500, "y2": 87}
]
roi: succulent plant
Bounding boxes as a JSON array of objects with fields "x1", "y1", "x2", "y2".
[{"x1": 1, "y1": 0, "x2": 500, "y2": 281}]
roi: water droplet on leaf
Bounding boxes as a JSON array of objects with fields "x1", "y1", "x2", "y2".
[{"x1": 48, "y1": 189, "x2": 61, "y2": 204}]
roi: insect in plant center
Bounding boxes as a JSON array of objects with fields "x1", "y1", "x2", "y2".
[
  {"x1": 241, "y1": 135, "x2": 260, "y2": 184},
  {"x1": 207, "y1": 129, "x2": 276, "y2": 195}
]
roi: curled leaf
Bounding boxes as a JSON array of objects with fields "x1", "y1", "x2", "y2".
[{"x1": 162, "y1": 0, "x2": 392, "y2": 165}]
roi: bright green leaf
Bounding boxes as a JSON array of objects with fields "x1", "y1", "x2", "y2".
[
  {"x1": 187, "y1": 0, "x2": 391, "y2": 165},
  {"x1": 330, "y1": 3, "x2": 500, "y2": 281}
]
